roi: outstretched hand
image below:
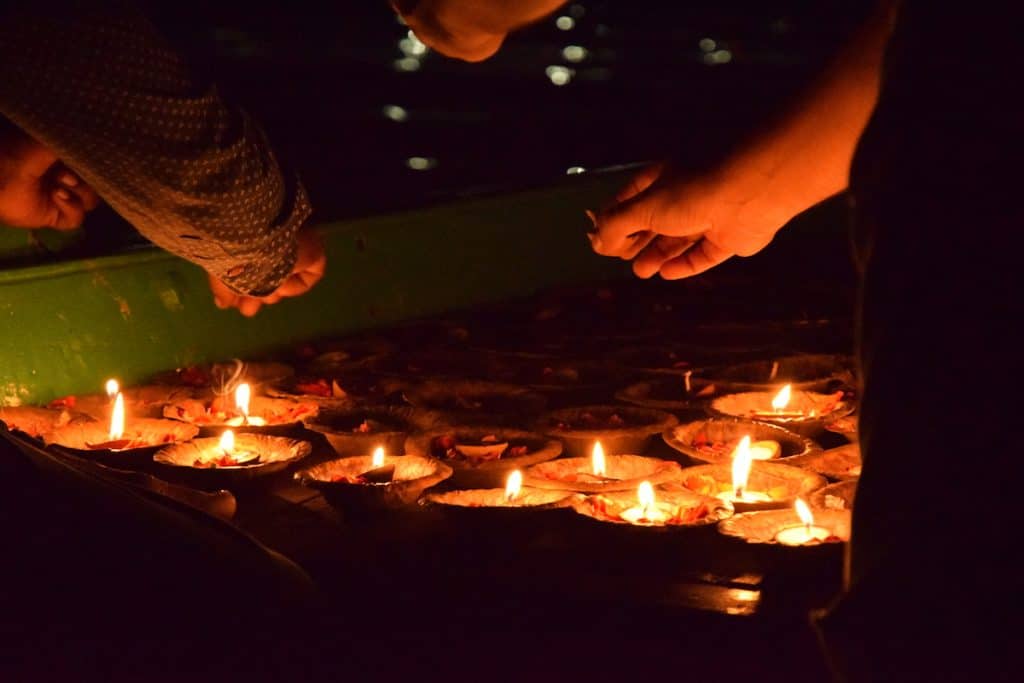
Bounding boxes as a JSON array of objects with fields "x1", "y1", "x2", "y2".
[
  {"x1": 0, "y1": 129, "x2": 99, "y2": 230},
  {"x1": 208, "y1": 228, "x2": 326, "y2": 317},
  {"x1": 589, "y1": 160, "x2": 799, "y2": 280}
]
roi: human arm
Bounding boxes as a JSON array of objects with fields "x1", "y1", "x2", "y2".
[
  {"x1": 393, "y1": 0, "x2": 568, "y2": 61},
  {"x1": 0, "y1": 1, "x2": 316, "y2": 301},
  {"x1": 591, "y1": 1, "x2": 897, "y2": 279}
]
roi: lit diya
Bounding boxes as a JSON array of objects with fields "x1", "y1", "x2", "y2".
[
  {"x1": 663, "y1": 417, "x2": 821, "y2": 466},
  {"x1": 45, "y1": 391, "x2": 198, "y2": 467},
  {"x1": 163, "y1": 382, "x2": 318, "y2": 434},
  {"x1": 708, "y1": 384, "x2": 855, "y2": 437},
  {"x1": 0, "y1": 405, "x2": 92, "y2": 439},
  {"x1": 422, "y1": 468, "x2": 579, "y2": 511},
  {"x1": 295, "y1": 447, "x2": 453, "y2": 514},
  {"x1": 571, "y1": 480, "x2": 731, "y2": 529},
  {"x1": 788, "y1": 443, "x2": 862, "y2": 481},
  {"x1": 718, "y1": 498, "x2": 850, "y2": 546},
  {"x1": 153, "y1": 429, "x2": 312, "y2": 487},
  {"x1": 304, "y1": 406, "x2": 438, "y2": 458},
  {"x1": 809, "y1": 479, "x2": 858, "y2": 512},
  {"x1": 523, "y1": 441, "x2": 682, "y2": 493},
  {"x1": 56, "y1": 377, "x2": 198, "y2": 421},
  {"x1": 405, "y1": 427, "x2": 562, "y2": 488},
  {"x1": 402, "y1": 379, "x2": 547, "y2": 427},
  {"x1": 535, "y1": 404, "x2": 678, "y2": 458},
  {"x1": 674, "y1": 436, "x2": 826, "y2": 512}
]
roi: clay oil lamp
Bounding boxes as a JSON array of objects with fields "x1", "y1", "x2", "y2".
[
  {"x1": 297, "y1": 336, "x2": 396, "y2": 373},
  {"x1": 485, "y1": 355, "x2": 626, "y2": 405},
  {"x1": 45, "y1": 390, "x2": 198, "y2": 468},
  {"x1": 402, "y1": 380, "x2": 547, "y2": 427},
  {"x1": 708, "y1": 383, "x2": 855, "y2": 437},
  {"x1": 663, "y1": 417, "x2": 820, "y2": 466},
  {"x1": 269, "y1": 370, "x2": 405, "y2": 408},
  {"x1": 698, "y1": 354, "x2": 856, "y2": 395},
  {"x1": 523, "y1": 441, "x2": 682, "y2": 493},
  {"x1": 406, "y1": 427, "x2": 562, "y2": 488},
  {"x1": 164, "y1": 382, "x2": 318, "y2": 435},
  {"x1": 571, "y1": 479, "x2": 731, "y2": 529},
  {"x1": 675, "y1": 436, "x2": 826, "y2": 512},
  {"x1": 422, "y1": 469, "x2": 579, "y2": 514},
  {"x1": 809, "y1": 479, "x2": 858, "y2": 512},
  {"x1": 150, "y1": 360, "x2": 294, "y2": 391},
  {"x1": 295, "y1": 447, "x2": 453, "y2": 516},
  {"x1": 824, "y1": 414, "x2": 858, "y2": 442},
  {"x1": 368, "y1": 350, "x2": 493, "y2": 382},
  {"x1": 0, "y1": 405, "x2": 92, "y2": 439},
  {"x1": 718, "y1": 497, "x2": 850, "y2": 547},
  {"x1": 789, "y1": 443, "x2": 861, "y2": 481},
  {"x1": 615, "y1": 375, "x2": 720, "y2": 417},
  {"x1": 304, "y1": 406, "x2": 438, "y2": 457},
  {"x1": 535, "y1": 404, "x2": 678, "y2": 458},
  {"x1": 153, "y1": 429, "x2": 312, "y2": 489},
  {"x1": 61, "y1": 377, "x2": 197, "y2": 421}
]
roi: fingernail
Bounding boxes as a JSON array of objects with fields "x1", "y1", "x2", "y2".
[
  {"x1": 584, "y1": 209, "x2": 597, "y2": 234},
  {"x1": 55, "y1": 189, "x2": 71, "y2": 201},
  {"x1": 59, "y1": 172, "x2": 80, "y2": 187}
]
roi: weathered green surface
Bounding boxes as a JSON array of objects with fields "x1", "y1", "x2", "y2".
[{"x1": 0, "y1": 172, "x2": 631, "y2": 404}]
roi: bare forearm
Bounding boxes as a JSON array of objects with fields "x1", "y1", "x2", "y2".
[{"x1": 731, "y1": 1, "x2": 896, "y2": 216}]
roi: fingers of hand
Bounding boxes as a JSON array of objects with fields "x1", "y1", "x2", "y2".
[
  {"x1": 618, "y1": 231, "x2": 657, "y2": 262},
  {"x1": 237, "y1": 297, "x2": 263, "y2": 317},
  {"x1": 633, "y1": 235, "x2": 700, "y2": 279},
  {"x1": 657, "y1": 238, "x2": 733, "y2": 280},
  {"x1": 614, "y1": 162, "x2": 664, "y2": 203},
  {"x1": 50, "y1": 188, "x2": 85, "y2": 230}
]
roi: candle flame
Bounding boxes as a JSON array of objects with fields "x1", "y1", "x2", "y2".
[
  {"x1": 219, "y1": 430, "x2": 235, "y2": 454},
  {"x1": 771, "y1": 384, "x2": 792, "y2": 412},
  {"x1": 795, "y1": 498, "x2": 813, "y2": 527},
  {"x1": 105, "y1": 379, "x2": 119, "y2": 398},
  {"x1": 235, "y1": 382, "x2": 251, "y2": 417},
  {"x1": 109, "y1": 392, "x2": 125, "y2": 440},
  {"x1": 684, "y1": 370, "x2": 692, "y2": 394},
  {"x1": 505, "y1": 469, "x2": 523, "y2": 501},
  {"x1": 731, "y1": 435, "x2": 753, "y2": 498},
  {"x1": 637, "y1": 480, "x2": 655, "y2": 513},
  {"x1": 372, "y1": 446, "x2": 385, "y2": 468},
  {"x1": 592, "y1": 441, "x2": 606, "y2": 477}
]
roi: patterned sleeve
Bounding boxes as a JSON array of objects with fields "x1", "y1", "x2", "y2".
[{"x1": 0, "y1": 1, "x2": 311, "y2": 296}]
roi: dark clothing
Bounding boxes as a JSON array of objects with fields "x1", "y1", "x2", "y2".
[
  {"x1": 818, "y1": 2, "x2": 1021, "y2": 679},
  {"x1": 0, "y1": 1, "x2": 310, "y2": 295}
]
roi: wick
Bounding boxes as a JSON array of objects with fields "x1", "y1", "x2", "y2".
[
  {"x1": 734, "y1": 485, "x2": 744, "y2": 501},
  {"x1": 684, "y1": 370, "x2": 692, "y2": 394},
  {"x1": 769, "y1": 361, "x2": 779, "y2": 381}
]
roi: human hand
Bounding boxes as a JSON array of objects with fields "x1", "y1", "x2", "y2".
[
  {"x1": 208, "y1": 228, "x2": 326, "y2": 317},
  {"x1": 393, "y1": 0, "x2": 567, "y2": 62},
  {"x1": 0, "y1": 129, "x2": 99, "y2": 230},
  {"x1": 589, "y1": 160, "x2": 799, "y2": 279}
]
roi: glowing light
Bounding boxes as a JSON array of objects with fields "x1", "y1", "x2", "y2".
[
  {"x1": 382, "y1": 105, "x2": 408, "y2": 122},
  {"x1": 772, "y1": 385, "x2": 792, "y2": 412},
  {"x1": 372, "y1": 446, "x2": 385, "y2": 468},
  {"x1": 235, "y1": 383, "x2": 251, "y2": 418},
  {"x1": 592, "y1": 441, "x2": 606, "y2": 477},
  {"x1": 562, "y1": 45, "x2": 587, "y2": 62},
  {"x1": 795, "y1": 498, "x2": 813, "y2": 528},
  {"x1": 699, "y1": 38, "x2": 717, "y2": 52},
  {"x1": 394, "y1": 57, "x2": 421, "y2": 72},
  {"x1": 399, "y1": 31, "x2": 428, "y2": 57},
  {"x1": 220, "y1": 430, "x2": 235, "y2": 455},
  {"x1": 731, "y1": 436, "x2": 753, "y2": 499},
  {"x1": 545, "y1": 65, "x2": 573, "y2": 86},
  {"x1": 566, "y1": 166, "x2": 586, "y2": 175},
  {"x1": 405, "y1": 156, "x2": 437, "y2": 171},
  {"x1": 505, "y1": 470, "x2": 523, "y2": 501},
  {"x1": 637, "y1": 480, "x2": 655, "y2": 513},
  {"x1": 555, "y1": 16, "x2": 575, "y2": 30},
  {"x1": 105, "y1": 379, "x2": 119, "y2": 398},
  {"x1": 703, "y1": 49, "x2": 732, "y2": 65},
  {"x1": 109, "y1": 392, "x2": 125, "y2": 440}
]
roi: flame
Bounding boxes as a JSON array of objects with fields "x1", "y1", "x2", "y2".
[
  {"x1": 795, "y1": 498, "x2": 814, "y2": 527},
  {"x1": 105, "y1": 379, "x2": 119, "y2": 398},
  {"x1": 219, "y1": 430, "x2": 235, "y2": 454},
  {"x1": 592, "y1": 441, "x2": 606, "y2": 477},
  {"x1": 731, "y1": 435, "x2": 753, "y2": 498},
  {"x1": 505, "y1": 469, "x2": 523, "y2": 501},
  {"x1": 109, "y1": 392, "x2": 125, "y2": 440},
  {"x1": 771, "y1": 384, "x2": 792, "y2": 412},
  {"x1": 637, "y1": 480, "x2": 655, "y2": 513},
  {"x1": 372, "y1": 446, "x2": 385, "y2": 468},
  {"x1": 235, "y1": 382, "x2": 251, "y2": 417}
]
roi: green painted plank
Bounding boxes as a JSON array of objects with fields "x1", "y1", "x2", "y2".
[{"x1": 0, "y1": 171, "x2": 632, "y2": 404}]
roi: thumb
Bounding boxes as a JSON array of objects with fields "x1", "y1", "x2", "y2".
[{"x1": 592, "y1": 182, "x2": 674, "y2": 257}]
